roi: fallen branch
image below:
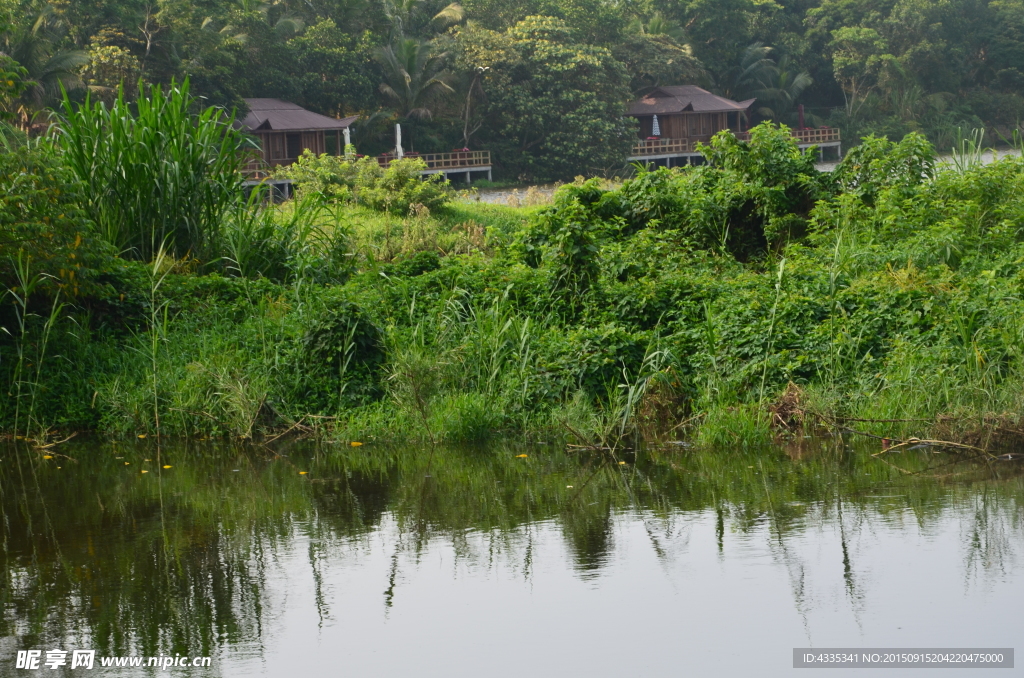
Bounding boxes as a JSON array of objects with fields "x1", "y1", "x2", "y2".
[
  {"x1": 263, "y1": 416, "x2": 308, "y2": 445},
  {"x1": 880, "y1": 437, "x2": 994, "y2": 459},
  {"x1": 33, "y1": 432, "x2": 78, "y2": 450}
]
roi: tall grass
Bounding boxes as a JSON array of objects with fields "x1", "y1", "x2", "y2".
[
  {"x1": 949, "y1": 128, "x2": 987, "y2": 173},
  {"x1": 57, "y1": 80, "x2": 250, "y2": 262},
  {"x1": 2, "y1": 252, "x2": 65, "y2": 439},
  {"x1": 223, "y1": 189, "x2": 352, "y2": 284}
]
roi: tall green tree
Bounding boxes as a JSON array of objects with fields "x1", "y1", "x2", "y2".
[
  {"x1": 456, "y1": 16, "x2": 635, "y2": 180},
  {"x1": 830, "y1": 26, "x2": 895, "y2": 117}
]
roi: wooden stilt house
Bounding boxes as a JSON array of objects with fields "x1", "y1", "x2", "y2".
[
  {"x1": 626, "y1": 85, "x2": 841, "y2": 164},
  {"x1": 629, "y1": 86, "x2": 755, "y2": 152},
  {"x1": 239, "y1": 98, "x2": 358, "y2": 171}
]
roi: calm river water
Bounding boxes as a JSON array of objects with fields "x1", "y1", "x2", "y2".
[{"x1": 1, "y1": 438, "x2": 1022, "y2": 676}]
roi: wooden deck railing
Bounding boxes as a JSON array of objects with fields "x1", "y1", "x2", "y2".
[
  {"x1": 378, "y1": 150, "x2": 491, "y2": 169},
  {"x1": 630, "y1": 128, "x2": 841, "y2": 156},
  {"x1": 735, "y1": 128, "x2": 841, "y2": 144},
  {"x1": 629, "y1": 138, "x2": 691, "y2": 156},
  {"x1": 243, "y1": 149, "x2": 493, "y2": 180},
  {"x1": 791, "y1": 127, "x2": 840, "y2": 144}
]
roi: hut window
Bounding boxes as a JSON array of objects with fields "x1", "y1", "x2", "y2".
[
  {"x1": 271, "y1": 134, "x2": 285, "y2": 160},
  {"x1": 286, "y1": 134, "x2": 302, "y2": 159}
]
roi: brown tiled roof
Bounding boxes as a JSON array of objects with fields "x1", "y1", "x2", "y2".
[
  {"x1": 627, "y1": 86, "x2": 754, "y2": 116},
  {"x1": 239, "y1": 98, "x2": 358, "y2": 132}
]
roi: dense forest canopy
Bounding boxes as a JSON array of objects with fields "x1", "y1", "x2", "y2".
[{"x1": 1, "y1": 0, "x2": 1023, "y2": 178}]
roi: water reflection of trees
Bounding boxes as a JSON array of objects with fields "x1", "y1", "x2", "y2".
[{"x1": 1, "y1": 438, "x2": 1022, "y2": 657}]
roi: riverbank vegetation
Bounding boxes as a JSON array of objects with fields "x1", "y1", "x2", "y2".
[
  {"x1": 3, "y1": 0, "x2": 1024, "y2": 179},
  {"x1": 4, "y1": 84, "x2": 1024, "y2": 453}
]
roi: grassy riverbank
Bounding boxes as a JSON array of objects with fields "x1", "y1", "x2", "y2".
[{"x1": 4, "y1": 98, "x2": 1024, "y2": 450}]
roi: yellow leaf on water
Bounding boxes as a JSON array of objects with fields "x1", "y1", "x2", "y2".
[
  {"x1": 141, "y1": 470, "x2": 148, "y2": 474},
  {"x1": 138, "y1": 434, "x2": 147, "y2": 439},
  {"x1": 162, "y1": 465, "x2": 172, "y2": 469},
  {"x1": 350, "y1": 441, "x2": 363, "y2": 447},
  {"x1": 144, "y1": 459, "x2": 151, "y2": 461},
  {"x1": 43, "y1": 455, "x2": 53, "y2": 460},
  {"x1": 618, "y1": 461, "x2": 626, "y2": 465},
  {"x1": 566, "y1": 485, "x2": 573, "y2": 489},
  {"x1": 299, "y1": 471, "x2": 308, "y2": 475},
  {"x1": 124, "y1": 462, "x2": 130, "y2": 465},
  {"x1": 515, "y1": 454, "x2": 528, "y2": 458}
]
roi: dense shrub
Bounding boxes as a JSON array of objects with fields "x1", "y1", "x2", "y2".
[
  {"x1": 0, "y1": 144, "x2": 114, "y2": 297},
  {"x1": 276, "y1": 151, "x2": 452, "y2": 215}
]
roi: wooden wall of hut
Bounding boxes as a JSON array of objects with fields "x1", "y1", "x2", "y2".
[
  {"x1": 254, "y1": 131, "x2": 333, "y2": 167},
  {"x1": 638, "y1": 113, "x2": 734, "y2": 140}
]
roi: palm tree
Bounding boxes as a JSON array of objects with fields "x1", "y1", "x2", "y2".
[
  {"x1": 619, "y1": 13, "x2": 702, "y2": 95},
  {"x1": 714, "y1": 42, "x2": 777, "y2": 102},
  {"x1": 375, "y1": 37, "x2": 453, "y2": 120},
  {"x1": 627, "y1": 12, "x2": 687, "y2": 43},
  {"x1": 2, "y1": 13, "x2": 86, "y2": 112},
  {"x1": 211, "y1": 0, "x2": 305, "y2": 44},
  {"x1": 751, "y1": 55, "x2": 813, "y2": 123},
  {"x1": 381, "y1": 0, "x2": 464, "y2": 40}
]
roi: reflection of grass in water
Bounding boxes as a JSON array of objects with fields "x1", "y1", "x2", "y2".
[
  {"x1": 2, "y1": 438, "x2": 1022, "y2": 655},
  {"x1": 0, "y1": 439, "x2": 314, "y2": 656}
]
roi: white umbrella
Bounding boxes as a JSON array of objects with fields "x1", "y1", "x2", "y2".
[
  {"x1": 395, "y1": 123, "x2": 404, "y2": 158},
  {"x1": 652, "y1": 114, "x2": 661, "y2": 136}
]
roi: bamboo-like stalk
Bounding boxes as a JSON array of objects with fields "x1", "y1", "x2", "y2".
[{"x1": 57, "y1": 80, "x2": 252, "y2": 262}]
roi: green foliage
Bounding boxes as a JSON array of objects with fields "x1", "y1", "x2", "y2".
[
  {"x1": 11, "y1": 31, "x2": 1024, "y2": 451},
  {"x1": 0, "y1": 143, "x2": 112, "y2": 296},
  {"x1": 698, "y1": 124, "x2": 830, "y2": 252},
  {"x1": 277, "y1": 151, "x2": 453, "y2": 215},
  {"x1": 296, "y1": 291, "x2": 386, "y2": 412},
  {"x1": 0, "y1": 53, "x2": 30, "y2": 120},
  {"x1": 455, "y1": 16, "x2": 636, "y2": 180},
  {"x1": 516, "y1": 124, "x2": 828, "y2": 262},
  {"x1": 3, "y1": 0, "x2": 1024, "y2": 166},
  {"x1": 223, "y1": 190, "x2": 355, "y2": 284},
  {"x1": 57, "y1": 80, "x2": 250, "y2": 262},
  {"x1": 829, "y1": 132, "x2": 936, "y2": 205}
]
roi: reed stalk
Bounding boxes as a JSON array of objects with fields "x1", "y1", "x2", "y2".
[{"x1": 58, "y1": 80, "x2": 250, "y2": 262}]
